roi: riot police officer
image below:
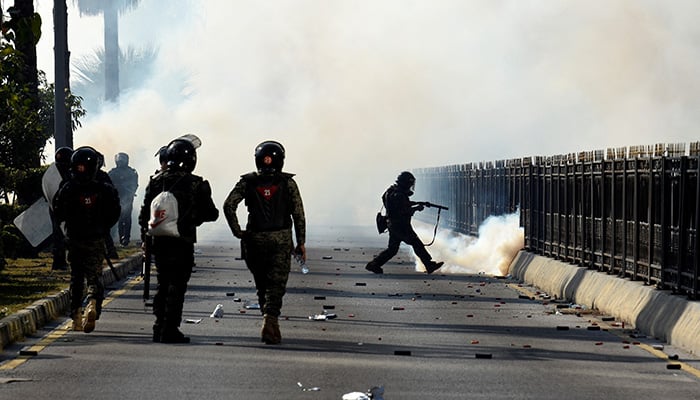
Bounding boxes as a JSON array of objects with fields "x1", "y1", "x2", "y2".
[
  {"x1": 366, "y1": 171, "x2": 444, "y2": 274},
  {"x1": 138, "y1": 138, "x2": 219, "y2": 344},
  {"x1": 224, "y1": 141, "x2": 306, "y2": 345},
  {"x1": 53, "y1": 146, "x2": 121, "y2": 333},
  {"x1": 43, "y1": 146, "x2": 73, "y2": 270}
]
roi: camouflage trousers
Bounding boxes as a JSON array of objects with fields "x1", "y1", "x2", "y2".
[
  {"x1": 67, "y1": 239, "x2": 106, "y2": 314},
  {"x1": 243, "y1": 230, "x2": 293, "y2": 318}
]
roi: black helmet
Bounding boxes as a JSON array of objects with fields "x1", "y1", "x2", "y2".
[
  {"x1": 396, "y1": 171, "x2": 416, "y2": 191},
  {"x1": 114, "y1": 152, "x2": 129, "y2": 168},
  {"x1": 55, "y1": 147, "x2": 74, "y2": 177},
  {"x1": 255, "y1": 141, "x2": 285, "y2": 174},
  {"x1": 55, "y1": 147, "x2": 73, "y2": 166},
  {"x1": 166, "y1": 139, "x2": 197, "y2": 172},
  {"x1": 96, "y1": 151, "x2": 105, "y2": 169},
  {"x1": 70, "y1": 146, "x2": 99, "y2": 183},
  {"x1": 155, "y1": 146, "x2": 168, "y2": 167}
]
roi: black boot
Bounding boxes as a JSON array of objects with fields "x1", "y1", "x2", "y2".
[
  {"x1": 161, "y1": 328, "x2": 190, "y2": 344},
  {"x1": 365, "y1": 261, "x2": 383, "y2": 274},
  {"x1": 152, "y1": 324, "x2": 162, "y2": 343},
  {"x1": 425, "y1": 261, "x2": 444, "y2": 274}
]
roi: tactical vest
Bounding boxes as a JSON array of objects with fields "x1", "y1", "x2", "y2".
[
  {"x1": 243, "y1": 172, "x2": 293, "y2": 232},
  {"x1": 57, "y1": 180, "x2": 120, "y2": 240}
]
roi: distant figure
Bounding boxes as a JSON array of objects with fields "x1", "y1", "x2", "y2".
[
  {"x1": 53, "y1": 146, "x2": 121, "y2": 333},
  {"x1": 42, "y1": 147, "x2": 73, "y2": 270},
  {"x1": 108, "y1": 152, "x2": 139, "y2": 246},
  {"x1": 95, "y1": 152, "x2": 119, "y2": 259},
  {"x1": 223, "y1": 141, "x2": 306, "y2": 345},
  {"x1": 138, "y1": 139, "x2": 219, "y2": 344},
  {"x1": 365, "y1": 171, "x2": 444, "y2": 275}
]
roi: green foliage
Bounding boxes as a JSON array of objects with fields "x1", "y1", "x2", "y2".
[
  {"x1": 1, "y1": 224, "x2": 23, "y2": 260},
  {"x1": 0, "y1": 30, "x2": 47, "y2": 201},
  {"x1": 0, "y1": 203, "x2": 27, "y2": 271},
  {"x1": 0, "y1": 10, "x2": 84, "y2": 265}
]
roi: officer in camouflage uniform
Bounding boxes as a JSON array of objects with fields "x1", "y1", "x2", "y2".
[
  {"x1": 139, "y1": 138, "x2": 219, "y2": 344},
  {"x1": 53, "y1": 146, "x2": 121, "y2": 333},
  {"x1": 108, "y1": 152, "x2": 139, "y2": 246},
  {"x1": 224, "y1": 141, "x2": 306, "y2": 345}
]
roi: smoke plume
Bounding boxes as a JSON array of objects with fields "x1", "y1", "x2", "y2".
[
  {"x1": 33, "y1": 1, "x2": 700, "y2": 234},
  {"x1": 414, "y1": 211, "x2": 524, "y2": 276}
]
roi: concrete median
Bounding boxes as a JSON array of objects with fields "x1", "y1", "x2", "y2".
[
  {"x1": 0, "y1": 255, "x2": 142, "y2": 351},
  {"x1": 509, "y1": 250, "x2": 700, "y2": 355}
]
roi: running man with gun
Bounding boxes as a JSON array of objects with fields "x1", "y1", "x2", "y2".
[{"x1": 366, "y1": 171, "x2": 445, "y2": 275}]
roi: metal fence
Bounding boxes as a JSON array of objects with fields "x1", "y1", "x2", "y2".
[{"x1": 413, "y1": 142, "x2": 700, "y2": 298}]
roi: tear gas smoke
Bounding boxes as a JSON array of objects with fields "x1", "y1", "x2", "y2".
[
  {"x1": 414, "y1": 211, "x2": 524, "y2": 276},
  {"x1": 33, "y1": 1, "x2": 700, "y2": 236}
]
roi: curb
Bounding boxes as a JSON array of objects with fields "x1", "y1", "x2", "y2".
[
  {"x1": 509, "y1": 250, "x2": 700, "y2": 355},
  {"x1": 0, "y1": 255, "x2": 143, "y2": 351}
]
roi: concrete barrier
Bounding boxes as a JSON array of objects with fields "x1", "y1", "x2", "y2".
[
  {"x1": 0, "y1": 255, "x2": 142, "y2": 351},
  {"x1": 509, "y1": 250, "x2": 700, "y2": 355}
]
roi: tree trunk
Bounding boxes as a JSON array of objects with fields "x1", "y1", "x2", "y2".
[
  {"x1": 11, "y1": 0, "x2": 39, "y2": 164},
  {"x1": 104, "y1": 2, "x2": 119, "y2": 103},
  {"x1": 54, "y1": 0, "x2": 72, "y2": 149}
]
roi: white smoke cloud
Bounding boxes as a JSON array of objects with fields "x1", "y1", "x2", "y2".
[
  {"x1": 413, "y1": 211, "x2": 524, "y2": 276},
  {"x1": 33, "y1": 0, "x2": 700, "y2": 231}
]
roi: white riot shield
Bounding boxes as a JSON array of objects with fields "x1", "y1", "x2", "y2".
[
  {"x1": 41, "y1": 163, "x2": 63, "y2": 210},
  {"x1": 13, "y1": 198, "x2": 52, "y2": 248}
]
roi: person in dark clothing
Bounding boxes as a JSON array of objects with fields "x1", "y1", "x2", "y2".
[
  {"x1": 138, "y1": 138, "x2": 219, "y2": 344},
  {"x1": 108, "y1": 152, "x2": 139, "y2": 246},
  {"x1": 42, "y1": 147, "x2": 73, "y2": 270},
  {"x1": 366, "y1": 171, "x2": 444, "y2": 275},
  {"x1": 223, "y1": 140, "x2": 306, "y2": 345},
  {"x1": 95, "y1": 152, "x2": 120, "y2": 259},
  {"x1": 53, "y1": 146, "x2": 121, "y2": 333}
]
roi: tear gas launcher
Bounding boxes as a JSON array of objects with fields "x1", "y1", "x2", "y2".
[{"x1": 415, "y1": 201, "x2": 449, "y2": 210}]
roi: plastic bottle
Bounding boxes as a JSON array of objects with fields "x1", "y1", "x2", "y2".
[{"x1": 293, "y1": 252, "x2": 309, "y2": 274}]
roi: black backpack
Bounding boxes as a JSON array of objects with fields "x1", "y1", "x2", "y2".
[{"x1": 375, "y1": 186, "x2": 394, "y2": 234}]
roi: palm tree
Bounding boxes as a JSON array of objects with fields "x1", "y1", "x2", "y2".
[
  {"x1": 71, "y1": 44, "x2": 160, "y2": 113},
  {"x1": 74, "y1": 0, "x2": 140, "y2": 103}
]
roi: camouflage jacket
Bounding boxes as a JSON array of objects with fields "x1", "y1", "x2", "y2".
[{"x1": 223, "y1": 171, "x2": 305, "y2": 246}]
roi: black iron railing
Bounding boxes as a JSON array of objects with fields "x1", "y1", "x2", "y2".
[{"x1": 413, "y1": 142, "x2": 700, "y2": 298}]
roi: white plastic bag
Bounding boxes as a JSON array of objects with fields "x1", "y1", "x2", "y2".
[{"x1": 148, "y1": 191, "x2": 180, "y2": 237}]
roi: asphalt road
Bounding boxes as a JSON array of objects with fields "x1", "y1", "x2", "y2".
[{"x1": 2, "y1": 225, "x2": 700, "y2": 400}]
